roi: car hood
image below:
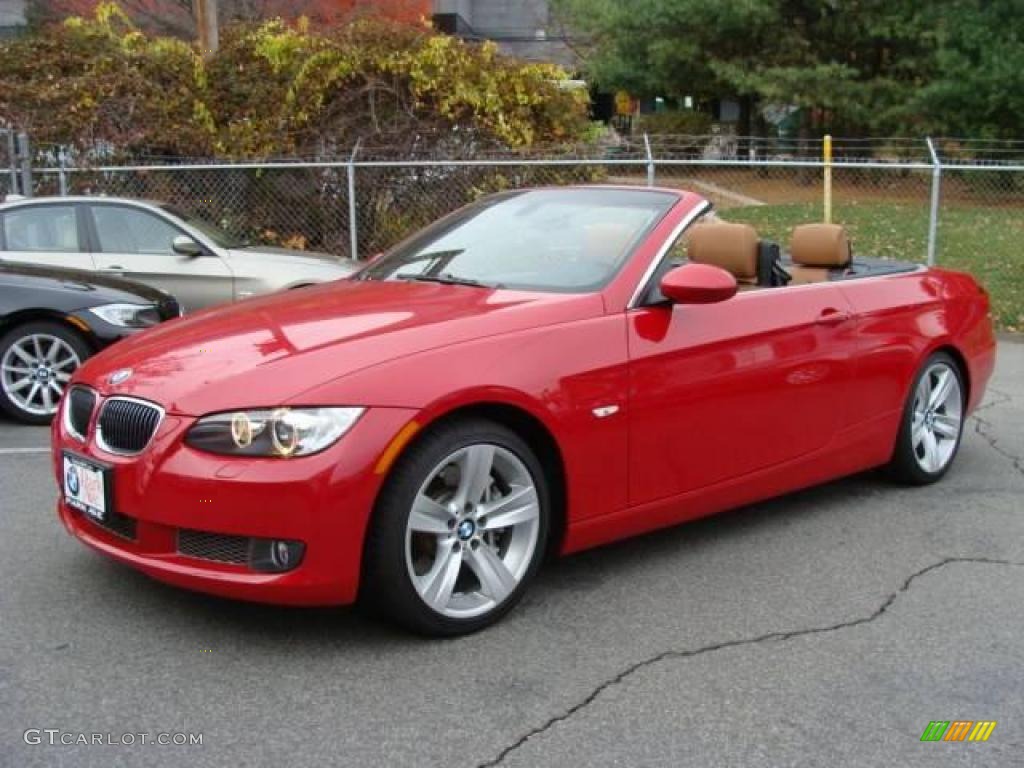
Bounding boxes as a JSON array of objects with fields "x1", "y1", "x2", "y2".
[
  {"x1": 74, "y1": 279, "x2": 602, "y2": 415},
  {"x1": 0, "y1": 259, "x2": 172, "y2": 305}
]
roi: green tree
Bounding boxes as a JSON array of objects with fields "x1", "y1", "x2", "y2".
[
  {"x1": 556, "y1": 0, "x2": 939, "y2": 137},
  {"x1": 911, "y1": 0, "x2": 1024, "y2": 139}
]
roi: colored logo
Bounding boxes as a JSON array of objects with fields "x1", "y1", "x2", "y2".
[
  {"x1": 108, "y1": 368, "x2": 132, "y2": 385},
  {"x1": 921, "y1": 721, "x2": 997, "y2": 742},
  {"x1": 457, "y1": 520, "x2": 476, "y2": 541},
  {"x1": 65, "y1": 466, "x2": 80, "y2": 496}
]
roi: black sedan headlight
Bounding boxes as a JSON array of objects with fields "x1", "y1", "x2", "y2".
[
  {"x1": 185, "y1": 407, "x2": 365, "y2": 457},
  {"x1": 87, "y1": 303, "x2": 162, "y2": 328}
]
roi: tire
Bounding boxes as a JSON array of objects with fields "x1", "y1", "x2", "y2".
[
  {"x1": 887, "y1": 351, "x2": 966, "y2": 485},
  {"x1": 362, "y1": 418, "x2": 550, "y2": 636},
  {"x1": 0, "y1": 320, "x2": 91, "y2": 425}
]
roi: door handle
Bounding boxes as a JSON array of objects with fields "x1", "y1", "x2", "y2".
[
  {"x1": 101, "y1": 265, "x2": 125, "y2": 271},
  {"x1": 816, "y1": 307, "x2": 851, "y2": 326}
]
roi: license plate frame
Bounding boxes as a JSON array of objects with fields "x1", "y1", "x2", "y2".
[{"x1": 62, "y1": 451, "x2": 114, "y2": 523}]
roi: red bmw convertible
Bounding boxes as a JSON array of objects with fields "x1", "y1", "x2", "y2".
[{"x1": 52, "y1": 187, "x2": 995, "y2": 635}]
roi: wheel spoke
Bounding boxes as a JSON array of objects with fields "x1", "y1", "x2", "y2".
[
  {"x1": 45, "y1": 339, "x2": 62, "y2": 363},
  {"x1": 911, "y1": 414, "x2": 927, "y2": 447},
  {"x1": 32, "y1": 335, "x2": 43, "y2": 360},
  {"x1": 8, "y1": 376, "x2": 33, "y2": 393},
  {"x1": 928, "y1": 369, "x2": 953, "y2": 410},
  {"x1": 41, "y1": 385, "x2": 53, "y2": 411},
  {"x1": 915, "y1": 376, "x2": 930, "y2": 410},
  {"x1": 921, "y1": 429, "x2": 940, "y2": 471},
  {"x1": 454, "y1": 445, "x2": 495, "y2": 508},
  {"x1": 10, "y1": 344, "x2": 35, "y2": 366},
  {"x1": 421, "y1": 541, "x2": 462, "y2": 611},
  {"x1": 933, "y1": 413, "x2": 960, "y2": 439},
  {"x1": 2, "y1": 363, "x2": 32, "y2": 374},
  {"x1": 26, "y1": 381, "x2": 41, "y2": 406},
  {"x1": 409, "y1": 495, "x2": 454, "y2": 534},
  {"x1": 464, "y1": 543, "x2": 517, "y2": 603},
  {"x1": 54, "y1": 355, "x2": 79, "y2": 370},
  {"x1": 479, "y1": 485, "x2": 538, "y2": 530}
]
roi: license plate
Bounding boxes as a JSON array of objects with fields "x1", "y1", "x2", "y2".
[{"x1": 63, "y1": 452, "x2": 112, "y2": 522}]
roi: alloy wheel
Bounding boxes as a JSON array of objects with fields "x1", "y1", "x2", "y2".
[
  {"x1": 1, "y1": 333, "x2": 81, "y2": 417},
  {"x1": 404, "y1": 443, "x2": 540, "y2": 619},
  {"x1": 910, "y1": 361, "x2": 963, "y2": 474}
]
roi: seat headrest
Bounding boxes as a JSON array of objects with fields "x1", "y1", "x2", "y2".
[
  {"x1": 687, "y1": 221, "x2": 758, "y2": 281},
  {"x1": 790, "y1": 224, "x2": 851, "y2": 268}
]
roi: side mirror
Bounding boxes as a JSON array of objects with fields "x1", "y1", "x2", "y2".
[
  {"x1": 659, "y1": 263, "x2": 737, "y2": 304},
  {"x1": 172, "y1": 235, "x2": 203, "y2": 258}
]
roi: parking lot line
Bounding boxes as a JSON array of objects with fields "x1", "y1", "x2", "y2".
[{"x1": 0, "y1": 446, "x2": 51, "y2": 455}]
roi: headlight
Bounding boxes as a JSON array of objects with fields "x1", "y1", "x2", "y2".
[
  {"x1": 185, "y1": 407, "x2": 365, "y2": 457},
  {"x1": 88, "y1": 303, "x2": 162, "y2": 328}
]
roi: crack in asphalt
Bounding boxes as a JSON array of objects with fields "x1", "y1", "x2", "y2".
[
  {"x1": 476, "y1": 557, "x2": 1024, "y2": 768},
  {"x1": 971, "y1": 389, "x2": 1024, "y2": 478},
  {"x1": 973, "y1": 416, "x2": 1024, "y2": 477}
]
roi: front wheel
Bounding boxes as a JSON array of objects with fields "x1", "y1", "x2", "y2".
[
  {"x1": 363, "y1": 418, "x2": 549, "y2": 636},
  {"x1": 887, "y1": 351, "x2": 966, "y2": 485},
  {"x1": 0, "y1": 321, "x2": 90, "y2": 424}
]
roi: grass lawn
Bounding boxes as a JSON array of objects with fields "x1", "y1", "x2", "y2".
[{"x1": 726, "y1": 201, "x2": 1023, "y2": 331}]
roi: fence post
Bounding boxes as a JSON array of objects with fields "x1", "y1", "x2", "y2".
[
  {"x1": 17, "y1": 131, "x2": 32, "y2": 198},
  {"x1": 925, "y1": 137, "x2": 941, "y2": 266},
  {"x1": 58, "y1": 147, "x2": 68, "y2": 196},
  {"x1": 643, "y1": 133, "x2": 655, "y2": 187},
  {"x1": 347, "y1": 139, "x2": 361, "y2": 260},
  {"x1": 822, "y1": 134, "x2": 833, "y2": 223},
  {"x1": 4, "y1": 130, "x2": 17, "y2": 196}
]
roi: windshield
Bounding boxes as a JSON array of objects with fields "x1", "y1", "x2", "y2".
[
  {"x1": 360, "y1": 188, "x2": 677, "y2": 292},
  {"x1": 159, "y1": 204, "x2": 248, "y2": 249}
]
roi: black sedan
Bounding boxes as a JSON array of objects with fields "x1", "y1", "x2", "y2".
[{"x1": 0, "y1": 260, "x2": 180, "y2": 424}]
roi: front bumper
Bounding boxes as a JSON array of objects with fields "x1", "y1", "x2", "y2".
[{"x1": 53, "y1": 402, "x2": 417, "y2": 606}]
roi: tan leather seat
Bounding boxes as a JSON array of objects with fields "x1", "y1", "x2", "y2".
[
  {"x1": 687, "y1": 222, "x2": 759, "y2": 287},
  {"x1": 787, "y1": 224, "x2": 851, "y2": 284}
]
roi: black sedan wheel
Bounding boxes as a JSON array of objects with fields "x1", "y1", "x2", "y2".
[{"x1": 0, "y1": 321, "x2": 90, "y2": 424}]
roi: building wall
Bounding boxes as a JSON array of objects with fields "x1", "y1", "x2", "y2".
[
  {"x1": 434, "y1": 0, "x2": 578, "y2": 70},
  {"x1": 0, "y1": 0, "x2": 27, "y2": 38}
]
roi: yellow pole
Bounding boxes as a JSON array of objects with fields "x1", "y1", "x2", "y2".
[{"x1": 823, "y1": 134, "x2": 833, "y2": 224}]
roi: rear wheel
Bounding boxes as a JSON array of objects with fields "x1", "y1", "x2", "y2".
[
  {"x1": 363, "y1": 418, "x2": 549, "y2": 636},
  {"x1": 887, "y1": 352, "x2": 965, "y2": 485},
  {"x1": 0, "y1": 321, "x2": 90, "y2": 424}
]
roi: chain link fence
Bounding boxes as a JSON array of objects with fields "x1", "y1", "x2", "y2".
[{"x1": 10, "y1": 135, "x2": 1024, "y2": 329}]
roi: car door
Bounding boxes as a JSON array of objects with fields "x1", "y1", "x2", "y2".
[
  {"x1": 626, "y1": 283, "x2": 858, "y2": 507},
  {"x1": 0, "y1": 204, "x2": 94, "y2": 271},
  {"x1": 87, "y1": 203, "x2": 234, "y2": 311}
]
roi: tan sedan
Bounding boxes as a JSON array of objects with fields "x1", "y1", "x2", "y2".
[{"x1": 0, "y1": 196, "x2": 359, "y2": 311}]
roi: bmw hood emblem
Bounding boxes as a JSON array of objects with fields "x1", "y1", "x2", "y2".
[{"x1": 109, "y1": 368, "x2": 133, "y2": 386}]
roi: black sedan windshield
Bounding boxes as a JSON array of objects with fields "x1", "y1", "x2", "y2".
[{"x1": 360, "y1": 188, "x2": 676, "y2": 292}]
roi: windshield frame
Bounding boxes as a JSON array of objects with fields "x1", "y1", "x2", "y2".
[{"x1": 357, "y1": 188, "x2": 679, "y2": 294}]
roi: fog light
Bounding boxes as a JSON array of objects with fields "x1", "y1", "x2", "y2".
[
  {"x1": 272, "y1": 540, "x2": 293, "y2": 568},
  {"x1": 250, "y1": 539, "x2": 305, "y2": 573}
]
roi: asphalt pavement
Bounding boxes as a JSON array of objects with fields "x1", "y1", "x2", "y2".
[{"x1": 1, "y1": 340, "x2": 1022, "y2": 768}]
